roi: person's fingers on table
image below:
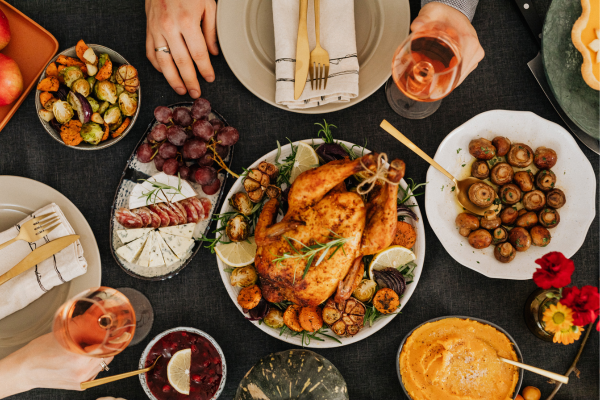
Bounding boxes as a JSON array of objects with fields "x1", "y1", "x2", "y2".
[
  {"x1": 184, "y1": 26, "x2": 215, "y2": 83},
  {"x1": 166, "y1": 33, "x2": 202, "y2": 98},
  {"x1": 146, "y1": 30, "x2": 162, "y2": 73},
  {"x1": 155, "y1": 37, "x2": 188, "y2": 95},
  {"x1": 202, "y1": 1, "x2": 219, "y2": 56}
]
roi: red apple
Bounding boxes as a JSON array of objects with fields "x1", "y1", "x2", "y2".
[
  {"x1": 0, "y1": 8, "x2": 10, "y2": 50},
  {"x1": 0, "y1": 53, "x2": 23, "y2": 106}
]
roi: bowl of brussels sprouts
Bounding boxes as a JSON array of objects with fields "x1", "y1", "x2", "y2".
[{"x1": 35, "y1": 41, "x2": 141, "y2": 150}]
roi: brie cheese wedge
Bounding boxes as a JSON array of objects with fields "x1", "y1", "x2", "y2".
[
  {"x1": 117, "y1": 228, "x2": 153, "y2": 244},
  {"x1": 148, "y1": 232, "x2": 165, "y2": 267},
  {"x1": 116, "y1": 232, "x2": 150, "y2": 263},
  {"x1": 129, "y1": 172, "x2": 197, "y2": 209},
  {"x1": 155, "y1": 231, "x2": 180, "y2": 267},
  {"x1": 158, "y1": 223, "x2": 197, "y2": 239},
  {"x1": 160, "y1": 232, "x2": 196, "y2": 259}
]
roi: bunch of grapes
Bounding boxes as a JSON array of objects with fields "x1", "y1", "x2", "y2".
[{"x1": 136, "y1": 98, "x2": 239, "y2": 195}]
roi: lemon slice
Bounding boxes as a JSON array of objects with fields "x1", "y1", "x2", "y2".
[
  {"x1": 167, "y1": 348, "x2": 191, "y2": 395},
  {"x1": 289, "y1": 142, "x2": 319, "y2": 183},
  {"x1": 368, "y1": 245, "x2": 416, "y2": 280},
  {"x1": 215, "y1": 236, "x2": 257, "y2": 267}
]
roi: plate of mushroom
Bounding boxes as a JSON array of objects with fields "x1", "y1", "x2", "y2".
[{"x1": 424, "y1": 110, "x2": 596, "y2": 280}]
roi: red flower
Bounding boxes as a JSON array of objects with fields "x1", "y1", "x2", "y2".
[
  {"x1": 561, "y1": 285, "x2": 600, "y2": 327},
  {"x1": 532, "y1": 252, "x2": 575, "y2": 289}
]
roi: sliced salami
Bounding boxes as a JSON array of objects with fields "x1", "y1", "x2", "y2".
[
  {"x1": 149, "y1": 204, "x2": 170, "y2": 227},
  {"x1": 167, "y1": 202, "x2": 186, "y2": 225},
  {"x1": 146, "y1": 207, "x2": 162, "y2": 228},
  {"x1": 115, "y1": 208, "x2": 144, "y2": 229},
  {"x1": 180, "y1": 199, "x2": 200, "y2": 223},
  {"x1": 200, "y1": 198, "x2": 212, "y2": 220},
  {"x1": 173, "y1": 202, "x2": 188, "y2": 223},
  {"x1": 156, "y1": 202, "x2": 180, "y2": 226},
  {"x1": 133, "y1": 207, "x2": 153, "y2": 227},
  {"x1": 187, "y1": 197, "x2": 206, "y2": 220}
]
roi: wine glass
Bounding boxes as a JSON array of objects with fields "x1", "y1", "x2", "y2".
[{"x1": 385, "y1": 25, "x2": 462, "y2": 119}]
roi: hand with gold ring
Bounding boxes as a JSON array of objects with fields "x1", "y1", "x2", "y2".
[
  {"x1": 145, "y1": 0, "x2": 218, "y2": 98},
  {"x1": 0, "y1": 333, "x2": 114, "y2": 397}
]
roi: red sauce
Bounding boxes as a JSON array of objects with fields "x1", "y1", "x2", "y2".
[{"x1": 145, "y1": 331, "x2": 222, "y2": 400}]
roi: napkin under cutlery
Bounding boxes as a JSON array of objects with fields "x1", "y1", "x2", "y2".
[
  {"x1": 273, "y1": 0, "x2": 359, "y2": 109},
  {"x1": 0, "y1": 203, "x2": 87, "y2": 320}
]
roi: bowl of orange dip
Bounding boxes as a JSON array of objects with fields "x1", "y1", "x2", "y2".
[{"x1": 397, "y1": 316, "x2": 523, "y2": 400}]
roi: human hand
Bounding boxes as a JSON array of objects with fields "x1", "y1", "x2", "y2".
[
  {"x1": 411, "y1": 2, "x2": 484, "y2": 86},
  {"x1": 145, "y1": 0, "x2": 219, "y2": 98},
  {"x1": 0, "y1": 333, "x2": 113, "y2": 397}
]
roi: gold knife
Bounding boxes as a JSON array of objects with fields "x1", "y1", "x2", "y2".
[
  {"x1": 0, "y1": 235, "x2": 80, "y2": 286},
  {"x1": 294, "y1": 0, "x2": 310, "y2": 99}
]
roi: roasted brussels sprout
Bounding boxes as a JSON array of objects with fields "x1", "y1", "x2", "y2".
[
  {"x1": 535, "y1": 170, "x2": 556, "y2": 192},
  {"x1": 118, "y1": 92, "x2": 138, "y2": 117},
  {"x1": 471, "y1": 160, "x2": 490, "y2": 179},
  {"x1": 492, "y1": 226, "x2": 509, "y2": 245},
  {"x1": 516, "y1": 211, "x2": 538, "y2": 228},
  {"x1": 38, "y1": 108, "x2": 54, "y2": 122},
  {"x1": 531, "y1": 226, "x2": 551, "y2": 247},
  {"x1": 468, "y1": 182, "x2": 496, "y2": 208},
  {"x1": 71, "y1": 78, "x2": 91, "y2": 97},
  {"x1": 115, "y1": 64, "x2": 140, "y2": 93},
  {"x1": 244, "y1": 169, "x2": 270, "y2": 202},
  {"x1": 509, "y1": 227, "x2": 531, "y2": 252},
  {"x1": 80, "y1": 122, "x2": 104, "y2": 145},
  {"x1": 115, "y1": 83, "x2": 125, "y2": 97},
  {"x1": 97, "y1": 100, "x2": 110, "y2": 115},
  {"x1": 468, "y1": 229, "x2": 492, "y2": 249},
  {"x1": 86, "y1": 76, "x2": 96, "y2": 90},
  {"x1": 500, "y1": 206, "x2": 519, "y2": 225},
  {"x1": 60, "y1": 66, "x2": 84, "y2": 88},
  {"x1": 494, "y1": 242, "x2": 516, "y2": 263},
  {"x1": 103, "y1": 106, "x2": 122, "y2": 130},
  {"x1": 265, "y1": 185, "x2": 281, "y2": 199},
  {"x1": 546, "y1": 189, "x2": 566, "y2": 209},
  {"x1": 44, "y1": 97, "x2": 59, "y2": 112},
  {"x1": 263, "y1": 308, "x2": 284, "y2": 329},
  {"x1": 86, "y1": 96, "x2": 99, "y2": 113},
  {"x1": 52, "y1": 100, "x2": 74, "y2": 124},
  {"x1": 480, "y1": 210, "x2": 501, "y2": 230},
  {"x1": 534, "y1": 147, "x2": 557, "y2": 169},
  {"x1": 513, "y1": 171, "x2": 534, "y2": 192},
  {"x1": 230, "y1": 264, "x2": 258, "y2": 287},
  {"x1": 230, "y1": 192, "x2": 254, "y2": 216},
  {"x1": 539, "y1": 208, "x2": 560, "y2": 229},
  {"x1": 522, "y1": 190, "x2": 546, "y2": 211},
  {"x1": 492, "y1": 136, "x2": 511, "y2": 156},
  {"x1": 352, "y1": 279, "x2": 377, "y2": 303},
  {"x1": 226, "y1": 214, "x2": 249, "y2": 242},
  {"x1": 490, "y1": 162, "x2": 514, "y2": 186},
  {"x1": 499, "y1": 184, "x2": 522, "y2": 205},
  {"x1": 469, "y1": 138, "x2": 496, "y2": 160},
  {"x1": 455, "y1": 213, "x2": 480, "y2": 237},
  {"x1": 91, "y1": 112, "x2": 104, "y2": 125},
  {"x1": 94, "y1": 80, "x2": 117, "y2": 104},
  {"x1": 507, "y1": 143, "x2": 534, "y2": 167},
  {"x1": 258, "y1": 161, "x2": 279, "y2": 179}
]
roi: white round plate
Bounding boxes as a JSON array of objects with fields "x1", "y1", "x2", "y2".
[
  {"x1": 217, "y1": 0, "x2": 410, "y2": 114},
  {"x1": 0, "y1": 176, "x2": 101, "y2": 359},
  {"x1": 216, "y1": 139, "x2": 425, "y2": 347},
  {"x1": 425, "y1": 110, "x2": 596, "y2": 280}
]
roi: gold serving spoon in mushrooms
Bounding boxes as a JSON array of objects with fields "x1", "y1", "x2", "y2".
[{"x1": 380, "y1": 120, "x2": 501, "y2": 216}]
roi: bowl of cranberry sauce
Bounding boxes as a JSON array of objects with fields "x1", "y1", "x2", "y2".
[{"x1": 139, "y1": 327, "x2": 226, "y2": 400}]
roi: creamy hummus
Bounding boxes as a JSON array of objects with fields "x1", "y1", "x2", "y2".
[{"x1": 400, "y1": 318, "x2": 519, "y2": 400}]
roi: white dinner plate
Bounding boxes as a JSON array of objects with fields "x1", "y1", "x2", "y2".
[
  {"x1": 216, "y1": 139, "x2": 426, "y2": 347},
  {"x1": 216, "y1": 0, "x2": 410, "y2": 114},
  {"x1": 425, "y1": 110, "x2": 596, "y2": 280},
  {"x1": 0, "y1": 176, "x2": 101, "y2": 359}
]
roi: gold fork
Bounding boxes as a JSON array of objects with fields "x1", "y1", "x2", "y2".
[
  {"x1": 0, "y1": 212, "x2": 61, "y2": 251},
  {"x1": 309, "y1": 0, "x2": 330, "y2": 90}
]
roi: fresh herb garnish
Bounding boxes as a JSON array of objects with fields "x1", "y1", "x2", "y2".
[
  {"x1": 457, "y1": 148, "x2": 462, "y2": 154},
  {"x1": 279, "y1": 325, "x2": 342, "y2": 346},
  {"x1": 364, "y1": 305, "x2": 400, "y2": 327},
  {"x1": 274, "y1": 139, "x2": 297, "y2": 186},
  {"x1": 138, "y1": 174, "x2": 184, "y2": 205},
  {"x1": 397, "y1": 178, "x2": 426, "y2": 206},
  {"x1": 315, "y1": 120, "x2": 337, "y2": 143}
]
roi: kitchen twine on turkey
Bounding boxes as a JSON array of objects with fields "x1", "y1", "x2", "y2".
[{"x1": 356, "y1": 153, "x2": 396, "y2": 195}]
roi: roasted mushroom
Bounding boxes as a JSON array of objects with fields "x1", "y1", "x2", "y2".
[
  {"x1": 518, "y1": 208, "x2": 528, "y2": 216},
  {"x1": 507, "y1": 143, "x2": 534, "y2": 168},
  {"x1": 455, "y1": 213, "x2": 480, "y2": 237},
  {"x1": 531, "y1": 226, "x2": 551, "y2": 247},
  {"x1": 535, "y1": 170, "x2": 556, "y2": 192},
  {"x1": 516, "y1": 211, "x2": 538, "y2": 229},
  {"x1": 468, "y1": 229, "x2": 492, "y2": 249},
  {"x1": 468, "y1": 182, "x2": 496, "y2": 208},
  {"x1": 499, "y1": 184, "x2": 522, "y2": 205},
  {"x1": 469, "y1": 138, "x2": 496, "y2": 160},
  {"x1": 492, "y1": 136, "x2": 511, "y2": 156},
  {"x1": 546, "y1": 189, "x2": 566, "y2": 209},
  {"x1": 230, "y1": 265, "x2": 258, "y2": 287},
  {"x1": 480, "y1": 210, "x2": 501, "y2": 230},
  {"x1": 258, "y1": 161, "x2": 279, "y2": 180},
  {"x1": 490, "y1": 162, "x2": 514, "y2": 186},
  {"x1": 226, "y1": 215, "x2": 250, "y2": 242},
  {"x1": 514, "y1": 171, "x2": 535, "y2": 192},
  {"x1": 539, "y1": 208, "x2": 560, "y2": 229},
  {"x1": 534, "y1": 147, "x2": 557, "y2": 169},
  {"x1": 500, "y1": 207, "x2": 519, "y2": 225},
  {"x1": 522, "y1": 190, "x2": 547, "y2": 211},
  {"x1": 492, "y1": 227, "x2": 509, "y2": 245},
  {"x1": 243, "y1": 169, "x2": 271, "y2": 202},
  {"x1": 230, "y1": 192, "x2": 254, "y2": 216},
  {"x1": 322, "y1": 297, "x2": 365, "y2": 336},
  {"x1": 494, "y1": 242, "x2": 516, "y2": 263},
  {"x1": 509, "y1": 227, "x2": 532, "y2": 252},
  {"x1": 471, "y1": 160, "x2": 490, "y2": 179}
]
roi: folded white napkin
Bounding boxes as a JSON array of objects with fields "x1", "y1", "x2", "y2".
[
  {"x1": 0, "y1": 203, "x2": 87, "y2": 320},
  {"x1": 273, "y1": 0, "x2": 359, "y2": 109}
]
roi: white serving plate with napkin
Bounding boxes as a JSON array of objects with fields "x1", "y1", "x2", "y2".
[{"x1": 0, "y1": 176, "x2": 101, "y2": 359}]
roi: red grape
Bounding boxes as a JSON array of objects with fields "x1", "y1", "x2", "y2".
[
  {"x1": 154, "y1": 106, "x2": 172, "y2": 124},
  {"x1": 209, "y1": 118, "x2": 224, "y2": 131},
  {"x1": 202, "y1": 178, "x2": 221, "y2": 195},
  {"x1": 137, "y1": 143, "x2": 154, "y2": 163},
  {"x1": 173, "y1": 107, "x2": 193, "y2": 127},
  {"x1": 216, "y1": 127, "x2": 239, "y2": 146},
  {"x1": 148, "y1": 124, "x2": 167, "y2": 143},
  {"x1": 194, "y1": 166, "x2": 217, "y2": 185},
  {"x1": 192, "y1": 119, "x2": 214, "y2": 141},
  {"x1": 167, "y1": 125, "x2": 187, "y2": 146},
  {"x1": 182, "y1": 138, "x2": 207, "y2": 160},
  {"x1": 188, "y1": 164, "x2": 200, "y2": 182},
  {"x1": 163, "y1": 158, "x2": 180, "y2": 176},
  {"x1": 215, "y1": 144, "x2": 229, "y2": 160},
  {"x1": 191, "y1": 98, "x2": 211, "y2": 119},
  {"x1": 158, "y1": 142, "x2": 178, "y2": 159},
  {"x1": 154, "y1": 155, "x2": 166, "y2": 171},
  {"x1": 178, "y1": 165, "x2": 191, "y2": 180},
  {"x1": 197, "y1": 153, "x2": 214, "y2": 166}
]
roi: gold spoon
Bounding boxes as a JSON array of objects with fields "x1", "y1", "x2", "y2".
[
  {"x1": 498, "y1": 357, "x2": 569, "y2": 384},
  {"x1": 380, "y1": 120, "x2": 500, "y2": 216},
  {"x1": 80, "y1": 356, "x2": 162, "y2": 390}
]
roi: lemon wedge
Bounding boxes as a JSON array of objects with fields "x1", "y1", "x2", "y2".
[
  {"x1": 167, "y1": 348, "x2": 191, "y2": 395},
  {"x1": 368, "y1": 246, "x2": 416, "y2": 280},
  {"x1": 215, "y1": 236, "x2": 257, "y2": 267},
  {"x1": 289, "y1": 142, "x2": 319, "y2": 183}
]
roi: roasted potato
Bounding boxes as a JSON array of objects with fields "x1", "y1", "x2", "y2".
[{"x1": 391, "y1": 221, "x2": 417, "y2": 248}]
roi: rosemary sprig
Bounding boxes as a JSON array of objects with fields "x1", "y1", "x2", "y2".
[
  {"x1": 138, "y1": 174, "x2": 184, "y2": 205},
  {"x1": 279, "y1": 325, "x2": 342, "y2": 346},
  {"x1": 274, "y1": 139, "x2": 297, "y2": 186},
  {"x1": 397, "y1": 261, "x2": 417, "y2": 284},
  {"x1": 315, "y1": 120, "x2": 337, "y2": 143},
  {"x1": 272, "y1": 300, "x2": 294, "y2": 310},
  {"x1": 398, "y1": 178, "x2": 427, "y2": 207},
  {"x1": 363, "y1": 305, "x2": 401, "y2": 327}
]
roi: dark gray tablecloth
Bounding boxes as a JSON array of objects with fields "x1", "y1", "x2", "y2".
[{"x1": 1, "y1": 0, "x2": 598, "y2": 399}]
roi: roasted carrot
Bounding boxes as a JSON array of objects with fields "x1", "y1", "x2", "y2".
[
  {"x1": 39, "y1": 92, "x2": 54, "y2": 108},
  {"x1": 45, "y1": 62, "x2": 58, "y2": 77},
  {"x1": 59, "y1": 120, "x2": 83, "y2": 146},
  {"x1": 56, "y1": 55, "x2": 84, "y2": 67},
  {"x1": 391, "y1": 221, "x2": 417, "y2": 249},
  {"x1": 299, "y1": 307, "x2": 323, "y2": 332},
  {"x1": 75, "y1": 39, "x2": 89, "y2": 63},
  {"x1": 111, "y1": 117, "x2": 130, "y2": 138},
  {"x1": 373, "y1": 288, "x2": 400, "y2": 314},
  {"x1": 101, "y1": 123, "x2": 110, "y2": 141},
  {"x1": 237, "y1": 284, "x2": 262, "y2": 309},
  {"x1": 283, "y1": 305, "x2": 303, "y2": 332},
  {"x1": 36, "y1": 76, "x2": 60, "y2": 92},
  {"x1": 95, "y1": 59, "x2": 112, "y2": 81}
]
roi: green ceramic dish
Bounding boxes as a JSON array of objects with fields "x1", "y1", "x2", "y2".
[{"x1": 542, "y1": 0, "x2": 599, "y2": 140}]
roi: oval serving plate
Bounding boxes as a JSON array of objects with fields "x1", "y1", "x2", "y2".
[
  {"x1": 216, "y1": 139, "x2": 426, "y2": 348},
  {"x1": 109, "y1": 102, "x2": 233, "y2": 280}
]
